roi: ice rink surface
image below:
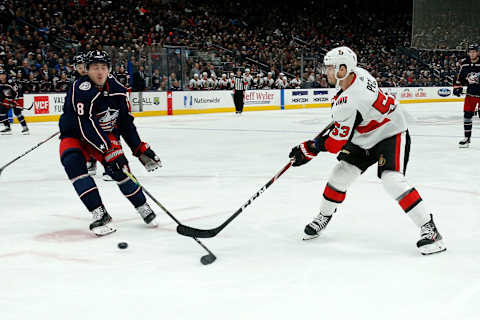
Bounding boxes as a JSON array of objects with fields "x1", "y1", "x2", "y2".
[{"x1": 1, "y1": 102, "x2": 479, "y2": 319}]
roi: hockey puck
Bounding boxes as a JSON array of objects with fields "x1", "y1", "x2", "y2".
[
  {"x1": 118, "y1": 242, "x2": 128, "y2": 249},
  {"x1": 200, "y1": 254, "x2": 216, "y2": 265}
]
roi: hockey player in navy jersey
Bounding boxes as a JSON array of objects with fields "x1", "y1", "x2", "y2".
[
  {"x1": 453, "y1": 43, "x2": 480, "y2": 147},
  {"x1": 58, "y1": 50, "x2": 162, "y2": 236},
  {"x1": 72, "y1": 53, "x2": 88, "y2": 80},
  {"x1": 0, "y1": 69, "x2": 29, "y2": 135}
]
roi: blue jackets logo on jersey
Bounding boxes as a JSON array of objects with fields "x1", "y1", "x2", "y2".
[
  {"x1": 97, "y1": 107, "x2": 119, "y2": 132},
  {"x1": 79, "y1": 82, "x2": 91, "y2": 90}
]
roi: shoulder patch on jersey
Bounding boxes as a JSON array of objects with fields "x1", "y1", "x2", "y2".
[{"x1": 79, "y1": 82, "x2": 91, "y2": 91}]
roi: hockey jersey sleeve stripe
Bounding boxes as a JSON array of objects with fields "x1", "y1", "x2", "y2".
[
  {"x1": 395, "y1": 133, "x2": 401, "y2": 172},
  {"x1": 398, "y1": 188, "x2": 422, "y2": 212},
  {"x1": 323, "y1": 183, "x2": 346, "y2": 203},
  {"x1": 324, "y1": 137, "x2": 348, "y2": 154},
  {"x1": 356, "y1": 118, "x2": 390, "y2": 134},
  {"x1": 88, "y1": 92, "x2": 109, "y2": 152}
]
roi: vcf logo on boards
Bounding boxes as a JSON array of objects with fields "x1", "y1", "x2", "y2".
[{"x1": 34, "y1": 96, "x2": 49, "y2": 114}]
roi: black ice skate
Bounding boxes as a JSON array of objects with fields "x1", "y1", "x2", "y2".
[
  {"x1": 136, "y1": 203, "x2": 158, "y2": 227},
  {"x1": 303, "y1": 212, "x2": 332, "y2": 240},
  {"x1": 21, "y1": 126, "x2": 29, "y2": 135},
  {"x1": 0, "y1": 126, "x2": 12, "y2": 135},
  {"x1": 459, "y1": 137, "x2": 470, "y2": 148},
  {"x1": 416, "y1": 214, "x2": 446, "y2": 255},
  {"x1": 89, "y1": 205, "x2": 116, "y2": 236}
]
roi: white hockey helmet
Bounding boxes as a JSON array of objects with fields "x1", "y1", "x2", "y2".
[
  {"x1": 194, "y1": 73, "x2": 199, "y2": 78},
  {"x1": 323, "y1": 46, "x2": 357, "y2": 81}
]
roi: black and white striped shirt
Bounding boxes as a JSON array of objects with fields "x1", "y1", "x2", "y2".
[{"x1": 234, "y1": 76, "x2": 246, "y2": 91}]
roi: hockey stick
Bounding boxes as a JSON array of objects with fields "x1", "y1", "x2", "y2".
[
  {"x1": 122, "y1": 170, "x2": 217, "y2": 265},
  {"x1": 0, "y1": 101, "x2": 33, "y2": 110},
  {"x1": 0, "y1": 131, "x2": 60, "y2": 176},
  {"x1": 176, "y1": 120, "x2": 335, "y2": 239}
]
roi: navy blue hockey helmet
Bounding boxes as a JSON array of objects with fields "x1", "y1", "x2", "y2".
[
  {"x1": 73, "y1": 53, "x2": 86, "y2": 66},
  {"x1": 86, "y1": 50, "x2": 111, "y2": 70},
  {"x1": 468, "y1": 43, "x2": 479, "y2": 51}
]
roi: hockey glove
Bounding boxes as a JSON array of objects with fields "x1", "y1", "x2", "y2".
[
  {"x1": 134, "y1": 142, "x2": 162, "y2": 172},
  {"x1": 103, "y1": 147, "x2": 129, "y2": 175},
  {"x1": 453, "y1": 87, "x2": 463, "y2": 97},
  {"x1": 289, "y1": 140, "x2": 318, "y2": 167}
]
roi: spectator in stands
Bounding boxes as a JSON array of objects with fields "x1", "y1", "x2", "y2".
[
  {"x1": 151, "y1": 69, "x2": 161, "y2": 90},
  {"x1": 132, "y1": 65, "x2": 146, "y2": 91}
]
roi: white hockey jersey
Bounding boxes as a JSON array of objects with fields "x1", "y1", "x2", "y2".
[
  {"x1": 189, "y1": 78, "x2": 201, "y2": 90},
  {"x1": 325, "y1": 67, "x2": 408, "y2": 152}
]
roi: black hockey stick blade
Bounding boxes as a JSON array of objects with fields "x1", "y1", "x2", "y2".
[{"x1": 177, "y1": 224, "x2": 220, "y2": 238}]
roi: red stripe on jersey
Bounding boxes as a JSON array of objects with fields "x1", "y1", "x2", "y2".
[
  {"x1": 323, "y1": 183, "x2": 346, "y2": 203},
  {"x1": 398, "y1": 188, "x2": 422, "y2": 212},
  {"x1": 356, "y1": 118, "x2": 390, "y2": 134},
  {"x1": 325, "y1": 137, "x2": 347, "y2": 154},
  {"x1": 395, "y1": 133, "x2": 401, "y2": 172}
]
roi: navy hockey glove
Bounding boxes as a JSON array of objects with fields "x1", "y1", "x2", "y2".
[
  {"x1": 453, "y1": 86, "x2": 463, "y2": 97},
  {"x1": 134, "y1": 142, "x2": 162, "y2": 172},
  {"x1": 103, "y1": 147, "x2": 129, "y2": 175},
  {"x1": 289, "y1": 140, "x2": 318, "y2": 167}
]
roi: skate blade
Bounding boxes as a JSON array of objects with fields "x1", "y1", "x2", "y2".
[
  {"x1": 418, "y1": 240, "x2": 446, "y2": 255},
  {"x1": 102, "y1": 175, "x2": 115, "y2": 181},
  {"x1": 91, "y1": 224, "x2": 117, "y2": 236},
  {"x1": 143, "y1": 214, "x2": 158, "y2": 227},
  {"x1": 0, "y1": 132, "x2": 12, "y2": 135},
  {"x1": 148, "y1": 218, "x2": 159, "y2": 227},
  {"x1": 459, "y1": 144, "x2": 470, "y2": 148},
  {"x1": 21, "y1": 131, "x2": 30, "y2": 135},
  {"x1": 302, "y1": 234, "x2": 320, "y2": 241}
]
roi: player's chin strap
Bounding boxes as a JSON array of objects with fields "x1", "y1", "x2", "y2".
[
  {"x1": 334, "y1": 69, "x2": 347, "y2": 89},
  {"x1": 334, "y1": 68, "x2": 354, "y2": 89}
]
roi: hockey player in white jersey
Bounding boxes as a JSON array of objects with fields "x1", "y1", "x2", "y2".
[
  {"x1": 275, "y1": 73, "x2": 286, "y2": 88},
  {"x1": 252, "y1": 72, "x2": 264, "y2": 89},
  {"x1": 243, "y1": 68, "x2": 253, "y2": 87},
  {"x1": 263, "y1": 72, "x2": 275, "y2": 89},
  {"x1": 218, "y1": 74, "x2": 229, "y2": 90},
  {"x1": 289, "y1": 46, "x2": 446, "y2": 255},
  {"x1": 189, "y1": 73, "x2": 201, "y2": 90},
  {"x1": 290, "y1": 74, "x2": 302, "y2": 88}
]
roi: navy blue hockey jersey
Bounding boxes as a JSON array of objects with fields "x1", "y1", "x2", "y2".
[
  {"x1": 59, "y1": 74, "x2": 141, "y2": 154},
  {"x1": 455, "y1": 57, "x2": 480, "y2": 97}
]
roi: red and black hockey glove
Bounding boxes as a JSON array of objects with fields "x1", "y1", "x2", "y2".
[
  {"x1": 134, "y1": 142, "x2": 162, "y2": 172},
  {"x1": 289, "y1": 140, "x2": 319, "y2": 167},
  {"x1": 102, "y1": 138, "x2": 129, "y2": 176},
  {"x1": 102, "y1": 147, "x2": 129, "y2": 174}
]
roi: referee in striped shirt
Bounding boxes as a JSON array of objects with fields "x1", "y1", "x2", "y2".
[{"x1": 233, "y1": 68, "x2": 247, "y2": 114}]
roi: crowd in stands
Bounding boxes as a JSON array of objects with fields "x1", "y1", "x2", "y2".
[{"x1": 0, "y1": 0, "x2": 470, "y2": 95}]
